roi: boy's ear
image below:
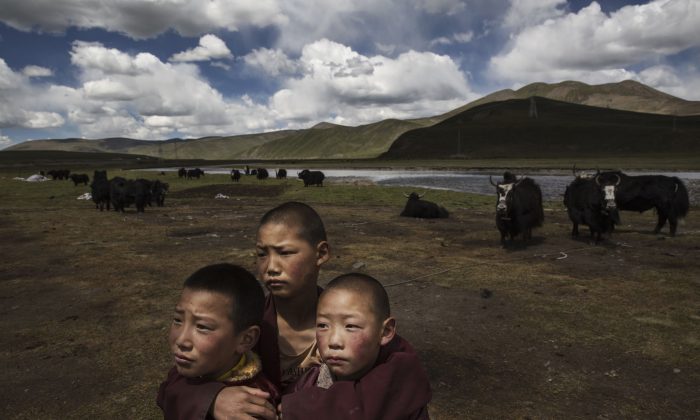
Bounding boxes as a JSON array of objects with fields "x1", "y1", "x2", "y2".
[
  {"x1": 379, "y1": 317, "x2": 397, "y2": 346},
  {"x1": 315, "y1": 240, "x2": 331, "y2": 267},
  {"x1": 235, "y1": 325, "x2": 261, "y2": 354}
]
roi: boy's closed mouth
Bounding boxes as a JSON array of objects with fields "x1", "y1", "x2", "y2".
[
  {"x1": 324, "y1": 356, "x2": 347, "y2": 365},
  {"x1": 173, "y1": 353, "x2": 194, "y2": 365},
  {"x1": 265, "y1": 280, "x2": 288, "y2": 288}
]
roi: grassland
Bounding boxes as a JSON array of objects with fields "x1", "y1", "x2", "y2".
[{"x1": 1, "y1": 164, "x2": 698, "y2": 419}]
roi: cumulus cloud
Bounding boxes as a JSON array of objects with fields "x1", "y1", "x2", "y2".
[
  {"x1": 503, "y1": 0, "x2": 566, "y2": 30},
  {"x1": 0, "y1": 0, "x2": 287, "y2": 39},
  {"x1": 430, "y1": 31, "x2": 474, "y2": 46},
  {"x1": 490, "y1": 0, "x2": 700, "y2": 91},
  {"x1": 170, "y1": 34, "x2": 233, "y2": 62},
  {"x1": 243, "y1": 48, "x2": 300, "y2": 76},
  {"x1": 0, "y1": 133, "x2": 11, "y2": 147},
  {"x1": 22, "y1": 65, "x2": 53, "y2": 77},
  {"x1": 270, "y1": 39, "x2": 474, "y2": 124},
  {"x1": 0, "y1": 59, "x2": 65, "y2": 129}
]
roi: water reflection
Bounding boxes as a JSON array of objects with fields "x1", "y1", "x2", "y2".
[{"x1": 150, "y1": 167, "x2": 700, "y2": 204}]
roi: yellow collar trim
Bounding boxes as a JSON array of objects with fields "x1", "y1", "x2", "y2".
[{"x1": 216, "y1": 351, "x2": 262, "y2": 383}]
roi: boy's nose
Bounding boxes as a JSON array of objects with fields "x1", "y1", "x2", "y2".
[
  {"x1": 175, "y1": 329, "x2": 193, "y2": 350},
  {"x1": 328, "y1": 329, "x2": 343, "y2": 349},
  {"x1": 265, "y1": 254, "x2": 282, "y2": 276}
]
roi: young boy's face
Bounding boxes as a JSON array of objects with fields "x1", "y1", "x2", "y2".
[
  {"x1": 168, "y1": 288, "x2": 244, "y2": 379},
  {"x1": 256, "y1": 222, "x2": 328, "y2": 299},
  {"x1": 316, "y1": 288, "x2": 393, "y2": 381}
]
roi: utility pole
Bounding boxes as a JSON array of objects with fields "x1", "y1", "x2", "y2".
[{"x1": 529, "y1": 97, "x2": 538, "y2": 119}]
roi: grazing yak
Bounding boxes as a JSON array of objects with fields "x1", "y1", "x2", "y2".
[
  {"x1": 110, "y1": 177, "x2": 152, "y2": 213},
  {"x1": 69, "y1": 173, "x2": 90, "y2": 186},
  {"x1": 47, "y1": 169, "x2": 71, "y2": 180},
  {"x1": 90, "y1": 170, "x2": 110, "y2": 211},
  {"x1": 491, "y1": 172, "x2": 544, "y2": 246},
  {"x1": 230, "y1": 169, "x2": 241, "y2": 182},
  {"x1": 178, "y1": 167, "x2": 187, "y2": 178},
  {"x1": 298, "y1": 169, "x2": 325, "y2": 187},
  {"x1": 186, "y1": 168, "x2": 204, "y2": 179},
  {"x1": 256, "y1": 168, "x2": 269, "y2": 180},
  {"x1": 276, "y1": 169, "x2": 287, "y2": 179},
  {"x1": 400, "y1": 192, "x2": 449, "y2": 219},
  {"x1": 597, "y1": 170, "x2": 689, "y2": 236},
  {"x1": 152, "y1": 180, "x2": 169, "y2": 207},
  {"x1": 564, "y1": 172, "x2": 621, "y2": 243}
]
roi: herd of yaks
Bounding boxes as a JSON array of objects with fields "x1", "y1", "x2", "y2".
[
  {"x1": 42, "y1": 166, "x2": 691, "y2": 244},
  {"x1": 401, "y1": 167, "x2": 690, "y2": 246}
]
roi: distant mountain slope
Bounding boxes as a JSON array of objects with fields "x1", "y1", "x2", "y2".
[
  {"x1": 425, "y1": 80, "x2": 700, "y2": 124},
  {"x1": 240, "y1": 118, "x2": 426, "y2": 159},
  {"x1": 9, "y1": 131, "x2": 293, "y2": 159},
  {"x1": 7, "y1": 80, "x2": 700, "y2": 159},
  {"x1": 382, "y1": 96, "x2": 700, "y2": 159}
]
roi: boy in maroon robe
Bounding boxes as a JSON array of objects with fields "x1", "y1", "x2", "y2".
[
  {"x1": 281, "y1": 272, "x2": 432, "y2": 419},
  {"x1": 161, "y1": 202, "x2": 428, "y2": 419},
  {"x1": 156, "y1": 263, "x2": 279, "y2": 419}
]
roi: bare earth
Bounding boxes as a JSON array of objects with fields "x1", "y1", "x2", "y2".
[{"x1": 1, "y1": 179, "x2": 699, "y2": 419}]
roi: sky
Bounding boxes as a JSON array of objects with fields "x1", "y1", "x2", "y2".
[{"x1": 1, "y1": 0, "x2": 699, "y2": 148}]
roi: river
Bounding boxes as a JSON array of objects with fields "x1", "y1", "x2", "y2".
[{"x1": 152, "y1": 167, "x2": 700, "y2": 204}]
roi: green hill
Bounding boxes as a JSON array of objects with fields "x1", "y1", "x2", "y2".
[{"x1": 382, "y1": 96, "x2": 700, "y2": 159}]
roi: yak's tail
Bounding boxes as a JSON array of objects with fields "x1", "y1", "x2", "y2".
[{"x1": 672, "y1": 177, "x2": 690, "y2": 218}]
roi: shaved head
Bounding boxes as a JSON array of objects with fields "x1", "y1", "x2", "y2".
[
  {"x1": 323, "y1": 273, "x2": 390, "y2": 321},
  {"x1": 259, "y1": 201, "x2": 327, "y2": 246}
]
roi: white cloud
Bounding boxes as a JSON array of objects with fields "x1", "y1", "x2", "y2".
[
  {"x1": 0, "y1": 0, "x2": 287, "y2": 39},
  {"x1": 270, "y1": 39, "x2": 474, "y2": 124},
  {"x1": 170, "y1": 34, "x2": 233, "y2": 62},
  {"x1": 503, "y1": 0, "x2": 566, "y2": 30},
  {"x1": 22, "y1": 65, "x2": 53, "y2": 77},
  {"x1": 243, "y1": 48, "x2": 300, "y2": 76},
  {"x1": 0, "y1": 59, "x2": 66, "y2": 129},
  {"x1": 0, "y1": 132, "x2": 12, "y2": 147},
  {"x1": 430, "y1": 31, "x2": 474, "y2": 47},
  {"x1": 490, "y1": 0, "x2": 700, "y2": 93}
]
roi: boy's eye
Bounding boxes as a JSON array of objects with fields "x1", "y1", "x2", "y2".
[
  {"x1": 346, "y1": 324, "x2": 360, "y2": 330},
  {"x1": 196, "y1": 324, "x2": 213, "y2": 331},
  {"x1": 172, "y1": 317, "x2": 182, "y2": 325},
  {"x1": 316, "y1": 323, "x2": 328, "y2": 329}
]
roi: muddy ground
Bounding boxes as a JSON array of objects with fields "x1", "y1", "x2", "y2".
[{"x1": 1, "y1": 174, "x2": 699, "y2": 419}]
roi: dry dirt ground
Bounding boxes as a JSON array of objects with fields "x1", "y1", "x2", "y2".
[{"x1": 1, "y1": 177, "x2": 699, "y2": 419}]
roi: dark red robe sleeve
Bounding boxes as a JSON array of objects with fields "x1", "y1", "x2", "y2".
[
  {"x1": 156, "y1": 367, "x2": 226, "y2": 420},
  {"x1": 281, "y1": 335, "x2": 432, "y2": 420}
]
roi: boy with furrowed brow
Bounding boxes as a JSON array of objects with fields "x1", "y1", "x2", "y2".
[{"x1": 162, "y1": 202, "x2": 429, "y2": 419}]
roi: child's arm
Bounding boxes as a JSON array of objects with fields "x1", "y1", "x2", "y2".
[
  {"x1": 157, "y1": 367, "x2": 276, "y2": 420},
  {"x1": 211, "y1": 386, "x2": 277, "y2": 420},
  {"x1": 281, "y1": 338, "x2": 431, "y2": 419}
]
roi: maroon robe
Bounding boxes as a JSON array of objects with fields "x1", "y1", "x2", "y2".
[
  {"x1": 281, "y1": 336, "x2": 432, "y2": 420},
  {"x1": 157, "y1": 288, "x2": 428, "y2": 418},
  {"x1": 156, "y1": 366, "x2": 279, "y2": 420}
]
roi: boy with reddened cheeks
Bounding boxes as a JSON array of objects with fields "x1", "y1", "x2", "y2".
[
  {"x1": 281, "y1": 273, "x2": 432, "y2": 419},
  {"x1": 157, "y1": 263, "x2": 279, "y2": 419}
]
